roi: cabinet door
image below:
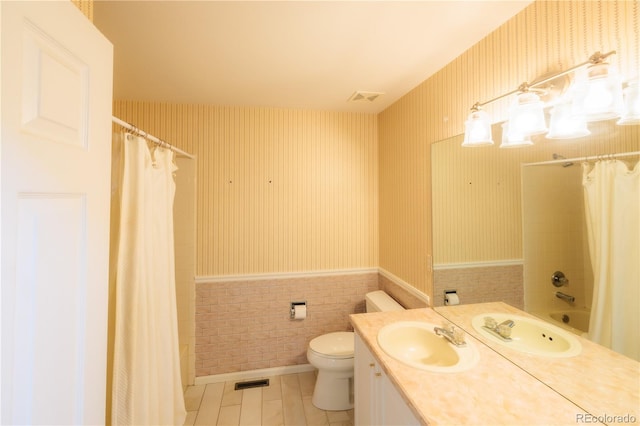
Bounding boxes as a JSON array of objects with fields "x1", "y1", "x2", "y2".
[
  {"x1": 380, "y1": 374, "x2": 421, "y2": 426},
  {"x1": 354, "y1": 334, "x2": 378, "y2": 425},
  {"x1": 355, "y1": 333, "x2": 421, "y2": 426}
]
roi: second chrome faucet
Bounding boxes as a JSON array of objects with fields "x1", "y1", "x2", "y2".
[{"x1": 482, "y1": 317, "x2": 515, "y2": 341}]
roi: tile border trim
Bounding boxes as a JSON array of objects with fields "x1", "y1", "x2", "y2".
[
  {"x1": 378, "y1": 268, "x2": 430, "y2": 306},
  {"x1": 434, "y1": 259, "x2": 523, "y2": 270},
  {"x1": 195, "y1": 267, "x2": 379, "y2": 284}
]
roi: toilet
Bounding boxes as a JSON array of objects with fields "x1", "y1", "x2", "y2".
[{"x1": 307, "y1": 290, "x2": 404, "y2": 410}]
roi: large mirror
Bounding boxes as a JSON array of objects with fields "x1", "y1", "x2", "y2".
[
  {"x1": 431, "y1": 119, "x2": 639, "y2": 333},
  {"x1": 432, "y1": 120, "x2": 640, "y2": 419}
]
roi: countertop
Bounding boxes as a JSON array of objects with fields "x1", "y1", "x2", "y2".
[
  {"x1": 436, "y1": 302, "x2": 640, "y2": 424},
  {"x1": 351, "y1": 306, "x2": 596, "y2": 425}
]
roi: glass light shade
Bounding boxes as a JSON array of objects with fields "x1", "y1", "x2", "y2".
[
  {"x1": 546, "y1": 101, "x2": 591, "y2": 139},
  {"x1": 500, "y1": 122, "x2": 533, "y2": 148},
  {"x1": 508, "y1": 92, "x2": 547, "y2": 136},
  {"x1": 462, "y1": 109, "x2": 493, "y2": 147},
  {"x1": 573, "y1": 62, "x2": 623, "y2": 121},
  {"x1": 617, "y1": 81, "x2": 640, "y2": 125}
]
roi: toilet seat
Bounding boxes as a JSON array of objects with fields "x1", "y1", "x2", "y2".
[{"x1": 309, "y1": 332, "x2": 354, "y2": 359}]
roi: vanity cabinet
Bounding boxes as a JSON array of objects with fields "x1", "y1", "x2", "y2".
[{"x1": 354, "y1": 333, "x2": 420, "y2": 425}]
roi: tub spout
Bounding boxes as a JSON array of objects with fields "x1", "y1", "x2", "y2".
[{"x1": 555, "y1": 291, "x2": 575, "y2": 303}]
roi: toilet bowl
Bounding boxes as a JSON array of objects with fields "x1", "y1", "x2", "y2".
[
  {"x1": 306, "y1": 290, "x2": 404, "y2": 411},
  {"x1": 307, "y1": 331, "x2": 355, "y2": 411}
]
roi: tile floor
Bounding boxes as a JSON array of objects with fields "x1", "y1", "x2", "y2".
[{"x1": 183, "y1": 371, "x2": 354, "y2": 426}]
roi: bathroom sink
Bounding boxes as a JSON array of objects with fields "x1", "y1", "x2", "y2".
[
  {"x1": 377, "y1": 321, "x2": 479, "y2": 373},
  {"x1": 471, "y1": 313, "x2": 582, "y2": 358}
]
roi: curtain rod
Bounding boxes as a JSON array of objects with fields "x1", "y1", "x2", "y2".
[
  {"x1": 112, "y1": 116, "x2": 195, "y2": 159},
  {"x1": 523, "y1": 151, "x2": 640, "y2": 167}
]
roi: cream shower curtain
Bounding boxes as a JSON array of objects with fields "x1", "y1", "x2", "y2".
[
  {"x1": 111, "y1": 132, "x2": 186, "y2": 424},
  {"x1": 583, "y1": 159, "x2": 640, "y2": 361}
]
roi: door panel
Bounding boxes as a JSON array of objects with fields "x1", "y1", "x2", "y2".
[{"x1": 21, "y1": 19, "x2": 89, "y2": 147}]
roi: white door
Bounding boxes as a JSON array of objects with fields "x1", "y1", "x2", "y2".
[{"x1": 1, "y1": 1, "x2": 113, "y2": 424}]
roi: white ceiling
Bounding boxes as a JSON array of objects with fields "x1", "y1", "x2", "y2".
[{"x1": 94, "y1": 1, "x2": 532, "y2": 114}]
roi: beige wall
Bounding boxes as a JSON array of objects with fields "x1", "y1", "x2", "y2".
[
  {"x1": 113, "y1": 102, "x2": 379, "y2": 278},
  {"x1": 379, "y1": 1, "x2": 639, "y2": 302}
]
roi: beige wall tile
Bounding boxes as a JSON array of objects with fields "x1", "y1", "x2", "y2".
[{"x1": 195, "y1": 272, "x2": 377, "y2": 377}]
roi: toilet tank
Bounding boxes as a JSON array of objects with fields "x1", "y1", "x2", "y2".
[{"x1": 365, "y1": 290, "x2": 404, "y2": 312}]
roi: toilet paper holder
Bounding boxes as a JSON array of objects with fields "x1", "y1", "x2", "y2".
[
  {"x1": 444, "y1": 290, "x2": 459, "y2": 305},
  {"x1": 290, "y1": 301, "x2": 307, "y2": 319}
]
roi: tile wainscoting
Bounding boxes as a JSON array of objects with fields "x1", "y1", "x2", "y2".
[
  {"x1": 195, "y1": 271, "x2": 379, "y2": 377},
  {"x1": 433, "y1": 262, "x2": 524, "y2": 309}
]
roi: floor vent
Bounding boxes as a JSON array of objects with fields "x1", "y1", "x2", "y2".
[{"x1": 234, "y1": 379, "x2": 270, "y2": 391}]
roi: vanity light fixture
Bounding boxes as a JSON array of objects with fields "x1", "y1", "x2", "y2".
[{"x1": 462, "y1": 50, "x2": 636, "y2": 148}]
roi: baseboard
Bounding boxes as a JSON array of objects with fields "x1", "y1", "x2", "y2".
[{"x1": 194, "y1": 364, "x2": 316, "y2": 386}]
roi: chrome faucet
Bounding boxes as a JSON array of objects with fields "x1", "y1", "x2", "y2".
[
  {"x1": 482, "y1": 317, "x2": 514, "y2": 341},
  {"x1": 555, "y1": 291, "x2": 575, "y2": 303},
  {"x1": 434, "y1": 324, "x2": 467, "y2": 347}
]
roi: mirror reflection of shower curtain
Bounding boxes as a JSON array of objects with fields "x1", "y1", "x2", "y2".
[
  {"x1": 111, "y1": 132, "x2": 187, "y2": 424},
  {"x1": 583, "y1": 159, "x2": 640, "y2": 361}
]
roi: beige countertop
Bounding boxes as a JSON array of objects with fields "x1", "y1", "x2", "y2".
[
  {"x1": 436, "y1": 302, "x2": 640, "y2": 424},
  {"x1": 351, "y1": 307, "x2": 595, "y2": 426}
]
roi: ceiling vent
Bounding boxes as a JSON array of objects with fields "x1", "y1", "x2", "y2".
[{"x1": 348, "y1": 91, "x2": 384, "y2": 103}]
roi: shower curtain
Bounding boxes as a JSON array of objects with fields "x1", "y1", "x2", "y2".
[
  {"x1": 111, "y1": 132, "x2": 186, "y2": 424},
  {"x1": 583, "y1": 159, "x2": 640, "y2": 361}
]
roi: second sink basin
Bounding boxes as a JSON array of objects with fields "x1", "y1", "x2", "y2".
[
  {"x1": 377, "y1": 321, "x2": 479, "y2": 373},
  {"x1": 471, "y1": 313, "x2": 582, "y2": 357}
]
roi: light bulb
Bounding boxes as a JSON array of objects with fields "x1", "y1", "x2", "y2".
[
  {"x1": 500, "y1": 122, "x2": 533, "y2": 148},
  {"x1": 547, "y1": 101, "x2": 591, "y2": 139},
  {"x1": 576, "y1": 62, "x2": 623, "y2": 121},
  {"x1": 462, "y1": 109, "x2": 493, "y2": 147},
  {"x1": 584, "y1": 79, "x2": 614, "y2": 110},
  {"x1": 617, "y1": 81, "x2": 640, "y2": 125},
  {"x1": 508, "y1": 92, "x2": 547, "y2": 136}
]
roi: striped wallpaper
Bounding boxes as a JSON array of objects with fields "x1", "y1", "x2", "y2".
[
  {"x1": 379, "y1": 0, "x2": 639, "y2": 299},
  {"x1": 112, "y1": 103, "x2": 379, "y2": 277}
]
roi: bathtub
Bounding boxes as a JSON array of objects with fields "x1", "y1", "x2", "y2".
[{"x1": 531, "y1": 309, "x2": 591, "y2": 337}]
